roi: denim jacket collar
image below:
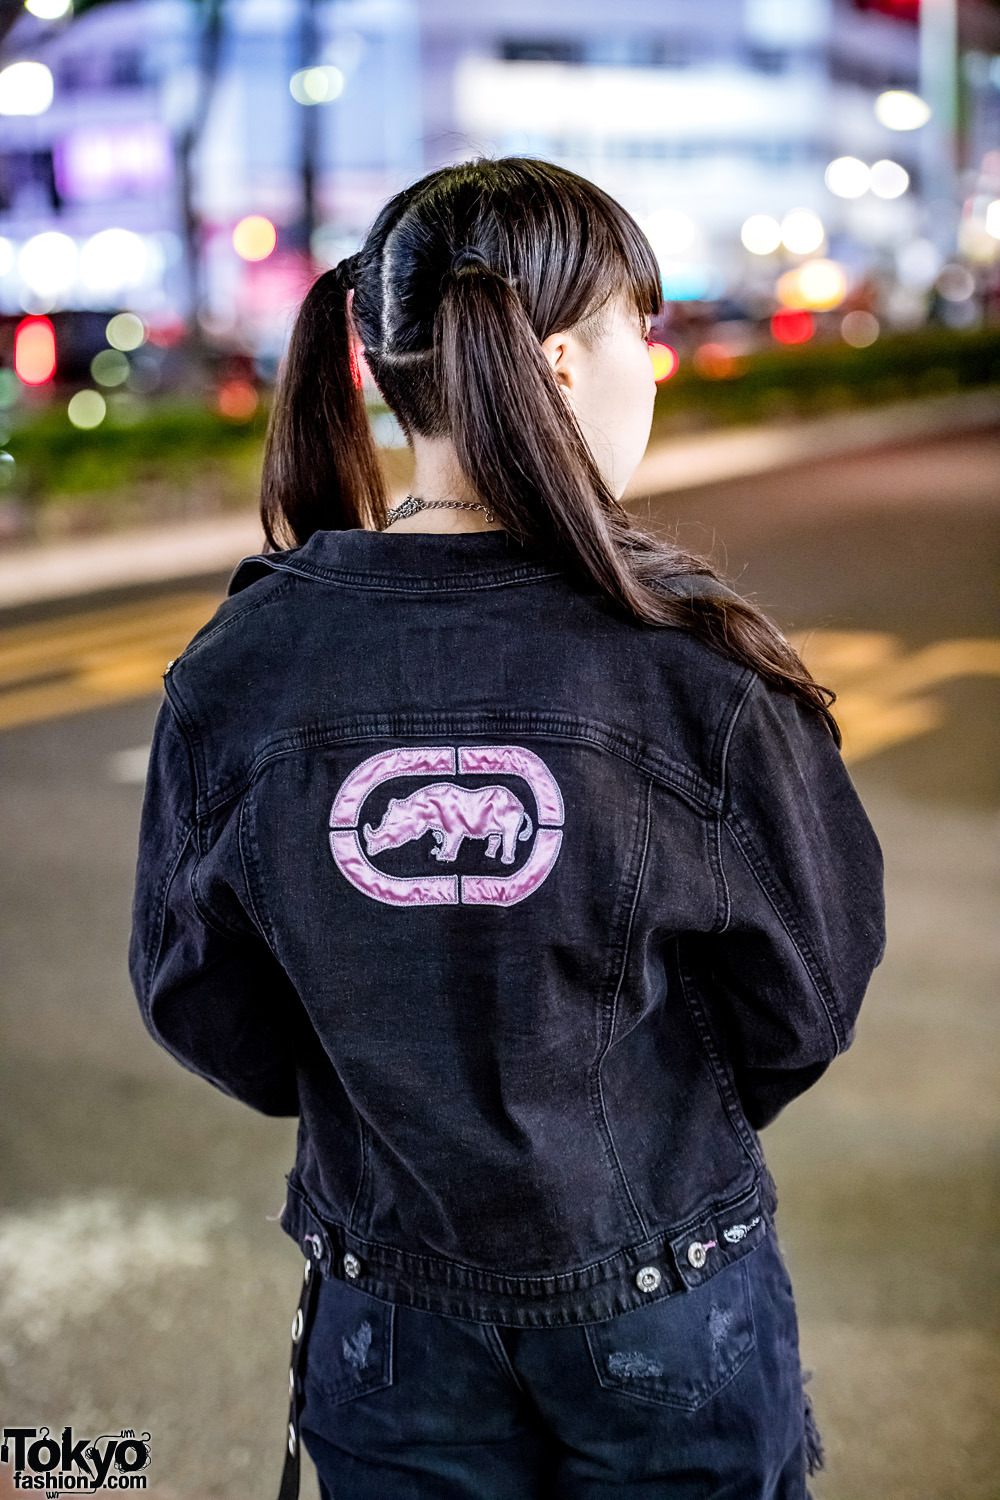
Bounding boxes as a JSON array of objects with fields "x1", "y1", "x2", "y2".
[
  {"x1": 229, "y1": 528, "x2": 561, "y2": 597},
  {"x1": 227, "y1": 527, "x2": 747, "y2": 607}
]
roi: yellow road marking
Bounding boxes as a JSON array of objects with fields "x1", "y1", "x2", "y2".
[
  {"x1": 0, "y1": 596, "x2": 222, "y2": 686},
  {"x1": 0, "y1": 591, "x2": 223, "y2": 732},
  {"x1": 1, "y1": 596, "x2": 998, "y2": 765},
  {"x1": 790, "y1": 632, "x2": 1000, "y2": 762}
]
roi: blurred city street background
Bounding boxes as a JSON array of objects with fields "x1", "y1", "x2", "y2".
[{"x1": 0, "y1": 0, "x2": 998, "y2": 1496}]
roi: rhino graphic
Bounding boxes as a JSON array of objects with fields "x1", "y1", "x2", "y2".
[{"x1": 362, "y1": 783, "x2": 533, "y2": 865}]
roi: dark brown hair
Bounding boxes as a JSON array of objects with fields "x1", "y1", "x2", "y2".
[{"x1": 260, "y1": 156, "x2": 837, "y2": 738}]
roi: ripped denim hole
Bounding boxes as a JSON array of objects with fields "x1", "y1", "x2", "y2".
[
  {"x1": 708, "y1": 1303, "x2": 733, "y2": 1352},
  {"x1": 607, "y1": 1350, "x2": 664, "y2": 1379},
  {"x1": 802, "y1": 1368, "x2": 825, "y2": 1475},
  {"x1": 342, "y1": 1320, "x2": 373, "y2": 1372}
]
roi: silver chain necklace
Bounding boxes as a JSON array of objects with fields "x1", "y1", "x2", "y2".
[{"x1": 382, "y1": 494, "x2": 497, "y2": 529}]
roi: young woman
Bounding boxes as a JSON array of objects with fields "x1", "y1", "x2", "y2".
[{"x1": 129, "y1": 157, "x2": 885, "y2": 1500}]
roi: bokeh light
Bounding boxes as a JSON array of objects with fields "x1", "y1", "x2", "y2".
[
  {"x1": 289, "y1": 65, "x2": 344, "y2": 105},
  {"x1": 896, "y1": 238, "x2": 942, "y2": 288},
  {"x1": 146, "y1": 317, "x2": 186, "y2": 348},
  {"x1": 26, "y1": 0, "x2": 72, "y2": 16},
  {"x1": 841, "y1": 311, "x2": 880, "y2": 348},
  {"x1": 79, "y1": 229, "x2": 148, "y2": 299},
  {"x1": 67, "y1": 390, "x2": 107, "y2": 429},
  {"x1": 825, "y1": 157, "x2": 870, "y2": 199},
  {"x1": 91, "y1": 349, "x2": 130, "y2": 387},
  {"x1": 233, "y1": 216, "x2": 277, "y2": 262},
  {"x1": 741, "y1": 214, "x2": 782, "y2": 255},
  {"x1": 935, "y1": 263, "x2": 975, "y2": 302},
  {"x1": 875, "y1": 90, "x2": 931, "y2": 130},
  {"x1": 647, "y1": 342, "x2": 679, "y2": 382},
  {"x1": 659, "y1": 265, "x2": 722, "y2": 301},
  {"x1": 693, "y1": 343, "x2": 739, "y2": 379},
  {"x1": 776, "y1": 269, "x2": 800, "y2": 308},
  {"x1": 18, "y1": 231, "x2": 77, "y2": 302},
  {"x1": 642, "y1": 209, "x2": 698, "y2": 258},
  {"x1": 0, "y1": 60, "x2": 54, "y2": 115},
  {"x1": 0, "y1": 237, "x2": 14, "y2": 276},
  {"x1": 869, "y1": 160, "x2": 909, "y2": 200},
  {"x1": 984, "y1": 200, "x2": 1000, "y2": 240},
  {"x1": 777, "y1": 259, "x2": 848, "y2": 311},
  {"x1": 957, "y1": 207, "x2": 999, "y2": 264},
  {"x1": 771, "y1": 308, "x2": 815, "y2": 345},
  {"x1": 0, "y1": 369, "x2": 18, "y2": 408},
  {"x1": 217, "y1": 380, "x2": 259, "y2": 419},
  {"x1": 780, "y1": 209, "x2": 825, "y2": 256},
  {"x1": 106, "y1": 312, "x2": 146, "y2": 352},
  {"x1": 14, "y1": 315, "x2": 56, "y2": 384}
]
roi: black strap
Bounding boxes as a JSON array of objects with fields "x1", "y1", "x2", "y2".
[{"x1": 276, "y1": 1257, "x2": 322, "y2": 1500}]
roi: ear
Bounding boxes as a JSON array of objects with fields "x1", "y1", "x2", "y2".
[{"x1": 539, "y1": 328, "x2": 575, "y2": 395}]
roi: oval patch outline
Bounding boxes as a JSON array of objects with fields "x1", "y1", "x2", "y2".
[{"x1": 328, "y1": 745, "x2": 564, "y2": 908}]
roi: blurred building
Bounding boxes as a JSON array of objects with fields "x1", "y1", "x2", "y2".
[
  {"x1": 0, "y1": 0, "x2": 997, "y2": 355},
  {"x1": 436, "y1": 0, "x2": 927, "y2": 298},
  {"x1": 0, "y1": 0, "x2": 423, "y2": 354}
]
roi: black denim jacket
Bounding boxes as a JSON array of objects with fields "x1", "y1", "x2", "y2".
[{"x1": 129, "y1": 527, "x2": 885, "y2": 1328}]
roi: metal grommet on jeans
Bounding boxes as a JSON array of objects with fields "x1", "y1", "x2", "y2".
[{"x1": 275, "y1": 1257, "x2": 321, "y2": 1500}]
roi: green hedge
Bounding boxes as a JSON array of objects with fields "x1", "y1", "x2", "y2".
[
  {"x1": 2, "y1": 326, "x2": 998, "y2": 517},
  {"x1": 4, "y1": 400, "x2": 268, "y2": 499},
  {"x1": 651, "y1": 325, "x2": 1000, "y2": 435}
]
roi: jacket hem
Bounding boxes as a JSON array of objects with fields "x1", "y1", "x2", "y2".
[{"x1": 277, "y1": 1169, "x2": 777, "y2": 1328}]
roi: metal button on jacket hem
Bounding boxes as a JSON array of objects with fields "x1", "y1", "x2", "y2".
[{"x1": 279, "y1": 1170, "x2": 773, "y2": 1327}]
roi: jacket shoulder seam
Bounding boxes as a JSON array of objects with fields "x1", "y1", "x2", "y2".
[
  {"x1": 236, "y1": 792, "x2": 273, "y2": 943},
  {"x1": 170, "y1": 572, "x2": 297, "y2": 671}
]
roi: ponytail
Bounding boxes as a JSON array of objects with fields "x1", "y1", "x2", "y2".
[
  {"x1": 260, "y1": 259, "x2": 388, "y2": 549},
  {"x1": 434, "y1": 256, "x2": 839, "y2": 742},
  {"x1": 435, "y1": 251, "x2": 630, "y2": 597}
]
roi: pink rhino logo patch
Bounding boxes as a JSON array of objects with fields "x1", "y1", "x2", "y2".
[
  {"x1": 328, "y1": 745, "x2": 565, "y2": 908},
  {"x1": 363, "y1": 784, "x2": 533, "y2": 865}
]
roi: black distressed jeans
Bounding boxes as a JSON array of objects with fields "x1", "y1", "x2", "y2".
[{"x1": 299, "y1": 1221, "x2": 821, "y2": 1499}]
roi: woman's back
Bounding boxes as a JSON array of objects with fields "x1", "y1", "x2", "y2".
[{"x1": 132, "y1": 524, "x2": 881, "y2": 1327}]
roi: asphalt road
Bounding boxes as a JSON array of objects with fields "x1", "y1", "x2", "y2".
[{"x1": 1, "y1": 427, "x2": 997, "y2": 1500}]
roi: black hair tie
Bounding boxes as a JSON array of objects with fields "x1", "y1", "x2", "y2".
[
  {"x1": 450, "y1": 245, "x2": 489, "y2": 275},
  {"x1": 333, "y1": 253, "x2": 359, "y2": 291}
]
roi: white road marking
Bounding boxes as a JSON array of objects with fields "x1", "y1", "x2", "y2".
[
  {"x1": 108, "y1": 744, "x2": 152, "y2": 783},
  {"x1": 0, "y1": 1193, "x2": 238, "y2": 1345}
]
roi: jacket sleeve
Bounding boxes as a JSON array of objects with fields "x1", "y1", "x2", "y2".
[
  {"x1": 706, "y1": 676, "x2": 886, "y2": 1130},
  {"x1": 128, "y1": 692, "x2": 302, "y2": 1116}
]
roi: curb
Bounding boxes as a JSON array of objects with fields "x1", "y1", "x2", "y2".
[
  {"x1": 0, "y1": 513, "x2": 272, "y2": 612},
  {"x1": 623, "y1": 387, "x2": 1000, "y2": 499},
  {"x1": 1, "y1": 388, "x2": 997, "y2": 610}
]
